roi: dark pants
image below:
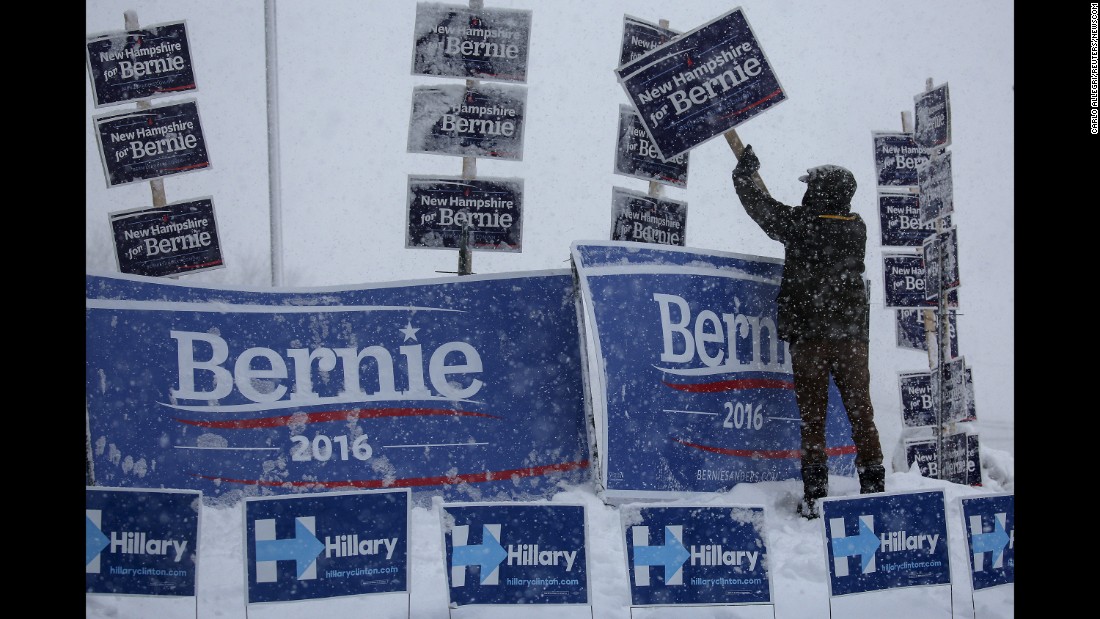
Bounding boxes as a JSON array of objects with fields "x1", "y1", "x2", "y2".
[{"x1": 790, "y1": 338, "x2": 883, "y2": 471}]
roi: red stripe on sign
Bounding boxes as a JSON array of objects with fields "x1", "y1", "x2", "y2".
[
  {"x1": 174, "y1": 407, "x2": 501, "y2": 429},
  {"x1": 720, "y1": 88, "x2": 784, "y2": 120}
]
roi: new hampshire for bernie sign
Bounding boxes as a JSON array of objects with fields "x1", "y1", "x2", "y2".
[{"x1": 85, "y1": 271, "x2": 590, "y2": 504}]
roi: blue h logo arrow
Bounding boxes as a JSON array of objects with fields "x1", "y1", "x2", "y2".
[
  {"x1": 451, "y1": 524, "x2": 507, "y2": 586},
  {"x1": 632, "y1": 525, "x2": 690, "y2": 586},
  {"x1": 969, "y1": 513, "x2": 1010, "y2": 570},
  {"x1": 829, "y1": 515, "x2": 880, "y2": 576},
  {"x1": 254, "y1": 516, "x2": 325, "y2": 581},
  {"x1": 86, "y1": 511, "x2": 110, "y2": 573}
]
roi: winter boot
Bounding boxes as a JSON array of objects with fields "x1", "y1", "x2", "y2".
[
  {"x1": 797, "y1": 464, "x2": 829, "y2": 520},
  {"x1": 858, "y1": 464, "x2": 886, "y2": 494}
]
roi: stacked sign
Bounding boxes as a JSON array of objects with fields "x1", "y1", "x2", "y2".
[
  {"x1": 407, "y1": 2, "x2": 531, "y2": 254},
  {"x1": 86, "y1": 19, "x2": 225, "y2": 278},
  {"x1": 610, "y1": 16, "x2": 689, "y2": 246},
  {"x1": 876, "y1": 82, "x2": 980, "y2": 485}
]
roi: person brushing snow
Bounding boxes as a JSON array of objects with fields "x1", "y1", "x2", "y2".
[{"x1": 731, "y1": 144, "x2": 886, "y2": 519}]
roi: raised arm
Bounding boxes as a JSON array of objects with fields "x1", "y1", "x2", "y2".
[{"x1": 731, "y1": 144, "x2": 794, "y2": 242}]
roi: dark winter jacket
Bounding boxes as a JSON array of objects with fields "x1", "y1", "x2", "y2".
[{"x1": 733, "y1": 163, "x2": 870, "y2": 344}]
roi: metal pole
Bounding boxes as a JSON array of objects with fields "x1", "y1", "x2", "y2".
[{"x1": 265, "y1": 0, "x2": 284, "y2": 286}]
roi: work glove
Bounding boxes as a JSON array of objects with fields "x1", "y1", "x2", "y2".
[{"x1": 733, "y1": 144, "x2": 760, "y2": 178}]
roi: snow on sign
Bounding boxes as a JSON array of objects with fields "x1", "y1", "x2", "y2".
[
  {"x1": 895, "y1": 308, "x2": 958, "y2": 357},
  {"x1": 614, "y1": 104, "x2": 689, "y2": 188},
  {"x1": 872, "y1": 132, "x2": 929, "y2": 187},
  {"x1": 914, "y1": 83, "x2": 951, "y2": 149},
  {"x1": 619, "y1": 15, "x2": 678, "y2": 67},
  {"x1": 917, "y1": 150, "x2": 953, "y2": 224},
  {"x1": 878, "y1": 192, "x2": 933, "y2": 247},
  {"x1": 905, "y1": 433, "x2": 981, "y2": 485},
  {"x1": 922, "y1": 226, "x2": 960, "y2": 300},
  {"x1": 897, "y1": 370, "x2": 935, "y2": 428},
  {"x1": 610, "y1": 186, "x2": 687, "y2": 246},
  {"x1": 411, "y1": 2, "x2": 531, "y2": 83},
  {"x1": 86, "y1": 487, "x2": 200, "y2": 597},
  {"x1": 821, "y1": 491, "x2": 951, "y2": 597},
  {"x1": 621, "y1": 505, "x2": 773, "y2": 607},
  {"x1": 408, "y1": 83, "x2": 526, "y2": 160},
  {"x1": 959, "y1": 493, "x2": 1014, "y2": 591},
  {"x1": 84, "y1": 271, "x2": 590, "y2": 504},
  {"x1": 109, "y1": 197, "x2": 224, "y2": 277},
  {"x1": 615, "y1": 7, "x2": 787, "y2": 161},
  {"x1": 441, "y1": 503, "x2": 590, "y2": 607},
  {"x1": 931, "y1": 355, "x2": 972, "y2": 424},
  {"x1": 244, "y1": 490, "x2": 409, "y2": 604},
  {"x1": 93, "y1": 98, "x2": 211, "y2": 187},
  {"x1": 406, "y1": 176, "x2": 522, "y2": 251},
  {"x1": 85, "y1": 20, "x2": 197, "y2": 108},
  {"x1": 881, "y1": 252, "x2": 958, "y2": 310},
  {"x1": 571, "y1": 241, "x2": 858, "y2": 504}
]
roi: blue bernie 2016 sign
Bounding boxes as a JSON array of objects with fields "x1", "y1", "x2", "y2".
[
  {"x1": 959, "y1": 493, "x2": 1013, "y2": 591},
  {"x1": 820, "y1": 490, "x2": 952, "y2": 597},
  {"x1": 615, "y1": 7, "x2": 787, "y2": 161},
  {"x1": 85, "y1": 271, "x2": 590, "y2": 505},
  {"x1": 621, "y1": 505, "x2": 773, "y2": 606},
  {"x1": 571, "y1": 241, "x2": 857, "y2": 503},
  {"x1": 442, "y1": 503, "x2": 590, "y2": 606},
  {"x1": 244, "y1": 489, "x2": 409, "y2": 604},
  {"x1": 86, "y1": 487, "x2": 200, "y2": 596}
]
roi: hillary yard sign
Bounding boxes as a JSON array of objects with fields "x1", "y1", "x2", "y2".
[
  {"x1": 244, "y1": 489, "x2": 409, "y2": 604},
  {"x1": 621, "y1": 504, "x2": 773, "y2": 607},
  {"x1": 571, "y1": 241, "x2": 858, "y2": 503},
  {"x1": 615, "y1": 7, "x2": 787, "y2": 160},
  {"x1": 821, "y1": 490, "x2": 952, "y2": 597},
  {"x1": 86, "y1": 487, "x2": 201, "y2": 597},
  {"x1": 959, "y1": 493, "x2": 1014, "y2": 591},
  {"x1": 441, "y1": 502, "x2": 590, "y2": 607},
  {"x1": 85, "y1": 271, "x2": 589, "y2": 505}
]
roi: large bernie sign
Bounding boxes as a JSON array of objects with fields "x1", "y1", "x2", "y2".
[
  {"x1": 85, "y1": 271, "x2": 590, "y2": 505},
  {"x1": 571, "y1": 241, "x2": 857, "y2": 503}
]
